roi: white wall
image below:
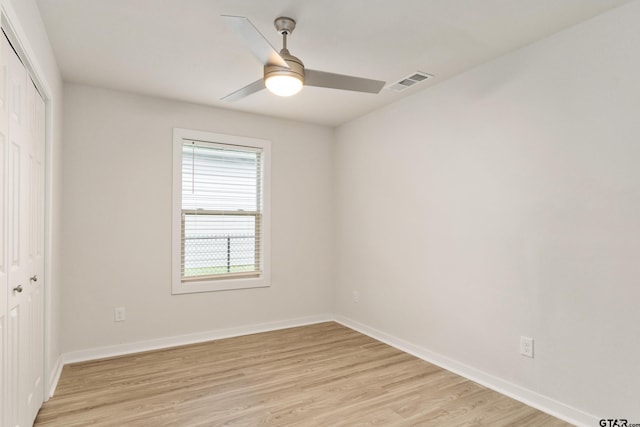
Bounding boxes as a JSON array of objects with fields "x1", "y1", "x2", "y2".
[
  {"x1": 3, "y1": 0, "x2": 64, "y2": 394},
  {"x1": 61, "y1": 84, "x2": 334, "y2": 353},
  {"x1": 335, "y1": 0, "x2": 640, "y2": 421}
]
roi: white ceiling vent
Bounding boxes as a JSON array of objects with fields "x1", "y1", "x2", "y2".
[{"x1": 388, "y1": 71, "x2": 433, "y2": 92}]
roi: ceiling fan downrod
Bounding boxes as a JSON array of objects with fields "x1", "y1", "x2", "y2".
[{"x1": 274, "y1": 17, "x2": 295, "y2": 52}]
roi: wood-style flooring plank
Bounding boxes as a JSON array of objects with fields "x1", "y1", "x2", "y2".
[{"x1": 35, "y1": 322, "x2": 572, "y2": 426}]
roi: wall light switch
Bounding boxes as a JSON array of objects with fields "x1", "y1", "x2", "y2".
[{"x1": 114, "y1": 307, "x2": 126, "y2": 322}]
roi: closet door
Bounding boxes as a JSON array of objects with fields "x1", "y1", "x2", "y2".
[
  {"x1": 24, "y1": 71, "x2": 45, "y2": 426},
  {"x1": 0, "y1": 31, "x2": 10, "y2": 427},
  {"x1": 6, "y1": 32, "x2": 29, "y2": 427},
  {"x1": 2, "y1": 33, "x2": 45, "y2": 427},
  {"x1": 26, "y1": 72, "x2": 45, "y2": 425}
]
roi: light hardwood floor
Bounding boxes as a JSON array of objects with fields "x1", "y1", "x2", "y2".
[{"x1": 35, "y1": 322, "x2": 572, "y2": 426}]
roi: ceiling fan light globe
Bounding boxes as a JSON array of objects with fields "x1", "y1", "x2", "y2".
[{"x1": 265, "y1": 74, "x2": 303, "y2": 97}]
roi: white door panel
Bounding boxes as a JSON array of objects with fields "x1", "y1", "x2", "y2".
[
  {"x1": 7, "y1": 31, "x2": 28, "y2": 427},
  {"x1": 25, "y1": 79, "x2": 44, "y2": 422},
  {"x1": 1, "y1": 33, "x2": 46, "y2": 427},
  {"x1": 0, "y1": 30, "x2": 9, "y2": 427}
]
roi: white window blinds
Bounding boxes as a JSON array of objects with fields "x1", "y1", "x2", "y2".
[{"x1": 181, "y1": 141, "x2": 263, "y2": 281}]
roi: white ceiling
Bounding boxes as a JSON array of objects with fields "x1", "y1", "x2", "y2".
[{"x1": 36, "y1": 0, "x2": 630, "y2": 127}]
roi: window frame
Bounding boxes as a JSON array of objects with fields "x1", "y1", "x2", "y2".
[{"x1": 172, "y1": 128, "x2": 271, "y2": 294}]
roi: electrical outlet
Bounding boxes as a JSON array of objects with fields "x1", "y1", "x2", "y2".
[
  {"x1": 114, "y1": 307, "x2": 126, "y2": 322},
  {"x1": 520, "y1": 336, "x2": 534, "y2": 358},
  {"x1": 352, "y1": 290, "x2": 360, "y2": 303}
]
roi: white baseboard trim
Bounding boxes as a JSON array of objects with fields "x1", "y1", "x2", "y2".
[
  {"x1": 47, "y1": 355, "x2": 64, "y2": 399},
  {"x1": 63, "y1": 313, "x2": 333, "y2": 365},
  {"x1": 334, "y1": 315, "x2": 597, "y2": 427}
]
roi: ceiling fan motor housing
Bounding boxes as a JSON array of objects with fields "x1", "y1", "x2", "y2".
[{"x1": 264, "y1": 49, "x2": 305, "y2": 83}]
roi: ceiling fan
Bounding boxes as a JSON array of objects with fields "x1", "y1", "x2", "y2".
[{"x1": 221, "y1": 15, "x2": 386, "y2": 101}]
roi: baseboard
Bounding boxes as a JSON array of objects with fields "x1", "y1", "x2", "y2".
[
  {"x1": 334, "y1": 315, "x2": 597, "y2": 427},
  {"x1": 47, "y1": 355, "x2": 64, "y2": 399},
  {"x1": 62, "y1": 313, "x2": 333, "y2": 365}
]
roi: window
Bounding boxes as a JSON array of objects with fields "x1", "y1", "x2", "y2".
[{"x1": 172, "y1": 128, "x2": 270, "y2": 294}]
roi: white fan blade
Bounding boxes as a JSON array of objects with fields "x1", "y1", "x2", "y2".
[
  {"x1": 221, "y1": 79, "x2": 266, "y2": 102},
  {"x1": 305, "y1": 69, "x2": 385, "y2": 94},
  {"x1": 222, "y1": 15, "x2": 289, "y2": 68}
]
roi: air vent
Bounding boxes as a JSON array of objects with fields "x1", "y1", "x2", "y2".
[{"x1": 388, "y1": 71, "x2": 433, "y2": 92}]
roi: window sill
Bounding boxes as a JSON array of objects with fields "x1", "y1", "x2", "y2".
[{"x1": 172, "y1": 275, "x2": 270, "y2": 294}]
